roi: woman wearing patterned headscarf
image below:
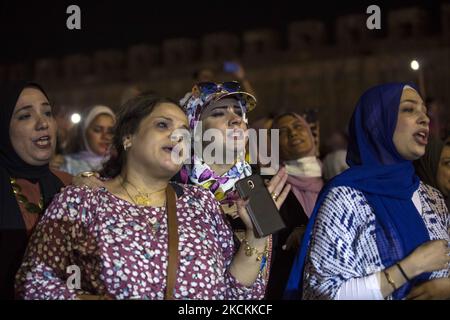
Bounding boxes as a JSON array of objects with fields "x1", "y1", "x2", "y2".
[
  {"x1": 285, "y1": 83, "x2": 450, "y2": 300},
  {"x1": 179, "y1": 82, "x2": 258, "y2": 206},
  {"x1": 178, "y1": 81, "x2": 291, "y2": 286}
]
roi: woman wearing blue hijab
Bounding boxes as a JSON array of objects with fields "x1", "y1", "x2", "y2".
[{"x1": 285, "y1": 83, "x2": 450, "y2": 300}]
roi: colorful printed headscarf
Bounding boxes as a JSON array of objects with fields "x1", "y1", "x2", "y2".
[
  {"x1": 180, "y1": 154, "x2": 252, "y2": 203},
  {"x1": 180, "y1": 81, "x2": 256, "y2": 131},
  {"x1": 179, "y1": 82, "x2": 256, "y2": 203}
]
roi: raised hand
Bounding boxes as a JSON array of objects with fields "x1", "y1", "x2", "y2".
[
  {"x1": 407, "y1": 278, "x2": 450, "y2": 300},
  {"x1": 402, "y1": 240, "x2": 450, "y2": 278},
  {"x1": 265, "y1": 167, "x2": 291, "y2": 210},
  {"x1": 72, "y1": 171, "x2": 105, "y2": 190},
  {"x1": 235, "y1": 167, "x2": 291, "y2": 232}
]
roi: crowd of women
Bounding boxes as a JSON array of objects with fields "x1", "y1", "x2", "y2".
[{"x1": 0, "y1": 76, "x2": 448, "y2": 300}]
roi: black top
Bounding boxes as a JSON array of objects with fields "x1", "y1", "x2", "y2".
[
  {"x1": 266, "y1": 191, "x2": 308, "y2": 299},
  {"x1": 0, "y1": 81, "x2": 65, "y2": 300}
]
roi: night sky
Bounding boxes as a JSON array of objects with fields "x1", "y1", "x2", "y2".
[{"x1": 0, "y1": 0, "x2": 446, "y2": 64}]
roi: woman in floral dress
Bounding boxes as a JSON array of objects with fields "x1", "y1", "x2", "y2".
[{"x1": 15, "y1": 94, "x2": 289, "y2": 300}]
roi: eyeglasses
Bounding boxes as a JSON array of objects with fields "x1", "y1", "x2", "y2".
[{"x1": 195, "y1": 81, "x2": 242, "y2": 97}]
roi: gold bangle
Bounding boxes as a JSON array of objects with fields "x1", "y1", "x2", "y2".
[
  {"x1": 383, "y1": 270, "x2": 397, "y2": 291},
  {"x1": 242, "y1": 238, "x2": 268, "y2": 262}
]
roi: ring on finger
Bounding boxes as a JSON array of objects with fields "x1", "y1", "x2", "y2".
[
  {"x1": 79, "y1": 171, "x2": 96, "y2": 178},
  {"x1": 271, "y1": 192, "x2": 279, "y2": 201}
]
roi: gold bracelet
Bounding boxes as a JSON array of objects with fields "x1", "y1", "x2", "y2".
[
  {"x1": 383, "y1": 270, "x2": 397, "y2": 291},
  {"x1": 242, "y1": 238, "x2": 268, "y2": 262}
]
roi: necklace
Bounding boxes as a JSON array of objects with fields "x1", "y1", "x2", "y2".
[
  {"x1": 120, "y1": 176, "x2": 165, "y2": 206},
  {"x1": 119, "y1": 177, "x2": 166, "y2": 235},
  {"x1": 10, "y1": 177, "x2": 44, "y2": 214}
]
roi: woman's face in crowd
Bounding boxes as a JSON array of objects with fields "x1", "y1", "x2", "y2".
[
  {"x1": 275, "y1": 115, "x2": 313, "y2": 161},
  {"x1": 393, "y1": 88, "x2": 430, "y2": 161},
  {"x1": 201, "y1": 99, "x2": 248, "y2": 158},
  {"x1": 86, "y1": 114, "x2": 115, "y2": 156},
  {"x1": 127, "y1": 103, "x2": 189, "y2": 178},
  {"x1": 437, "y1": 144, "x2": 450, "y2": 197},
  {"x1": 9, "y1": 87, "x2": 57, "y2": 166}
]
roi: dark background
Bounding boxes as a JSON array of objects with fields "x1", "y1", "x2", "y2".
[{"x1": 0, "y1": 0, "x2": 445, "y2": 64}]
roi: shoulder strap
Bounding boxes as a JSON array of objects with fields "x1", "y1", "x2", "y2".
[{"x1": 165, "y1": 183, "x2": 178, "y2": 300}]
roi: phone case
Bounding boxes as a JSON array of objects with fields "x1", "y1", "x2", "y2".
[{"x1": 235, "y1": 174, "x2": 286, "y2": 238}]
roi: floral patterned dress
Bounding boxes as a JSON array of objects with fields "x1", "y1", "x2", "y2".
[{"x1": 15, "y1": 183, "x2": 266, "y2": 300}]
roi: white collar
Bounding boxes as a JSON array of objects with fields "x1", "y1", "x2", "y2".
[{"x1": 284, "y1": 156, "x2": 322, "y2": 178}]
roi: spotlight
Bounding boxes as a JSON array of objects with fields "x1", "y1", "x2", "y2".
[
  {"x1": 410, "y1": 60, "x2": 420, "y2": 71},
  {"x1": 71, "y1": 113, "x2": 81, "y2": 124}
]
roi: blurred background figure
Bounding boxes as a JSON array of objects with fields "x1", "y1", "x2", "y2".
[
  {"x1": 60, "y1": 105, "x2": 116, "y2": 175},
  {"x1": 53, "y1": 104, "x2": 73, "y2": 155},
  {"x1": 193, "y1": 66, "x2": 216, "y2": 83},
  {"x1": 267, "y1": 112, "x2": 324, "y2": 299},
  {"x1": 193, "y1": 61, "x2": 257, "y2": 98},
  {"x1": 222, "y1": 61, "x2": 257, "y2": 98},
  {"x1": 302, "y1": 109, "x2": 320, "y2": 158},
  {"x1": 251, "y1": 116, "x2": 274, "y2": 131},
  {"x1": 426, "y1": 98, "x2": 448, "y2": 141},
  {"x1": 321, "y1": 130, "x2": 349, "y2": 181},
  {"x1": 249, "y1": 115, "x2": 275, "y2": 172},
  {"x1": 414, "y1": 136, "x2": 450, "y2": 210},
  {"x1": 438, "y1": 137, "x2": 450, "y2": 209},
  {"x1": 49, "y1": 104, "x2": 74, "y2": 171},
  {"x1": 120, "y1": 85, "x2": 142, "y2": 105}
]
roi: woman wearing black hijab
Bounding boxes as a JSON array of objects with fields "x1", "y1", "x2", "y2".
[{"x1": 0, "y1": 81, "x2": 72, "y2": 299}]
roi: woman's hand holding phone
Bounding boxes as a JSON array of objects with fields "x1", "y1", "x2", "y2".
[{"x1": 235, "y1": 167, "x2": 291, "y2": 234}]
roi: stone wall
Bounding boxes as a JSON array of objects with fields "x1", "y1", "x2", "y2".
[{"x1": 1, "y1": 5, "x2": 449, "y2": 139}]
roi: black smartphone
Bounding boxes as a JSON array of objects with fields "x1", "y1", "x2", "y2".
[{"x1": 235, "y1": 174, "x2": 286, "y2": 238}]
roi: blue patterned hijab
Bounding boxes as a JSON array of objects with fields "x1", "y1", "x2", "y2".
[{"x1": 285, "y1": 83, "x2": 431, "y2": 300}]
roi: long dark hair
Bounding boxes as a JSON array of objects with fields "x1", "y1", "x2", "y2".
[{"x1": 100, "y1": 94, "x2": 182, "y2": 178}]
